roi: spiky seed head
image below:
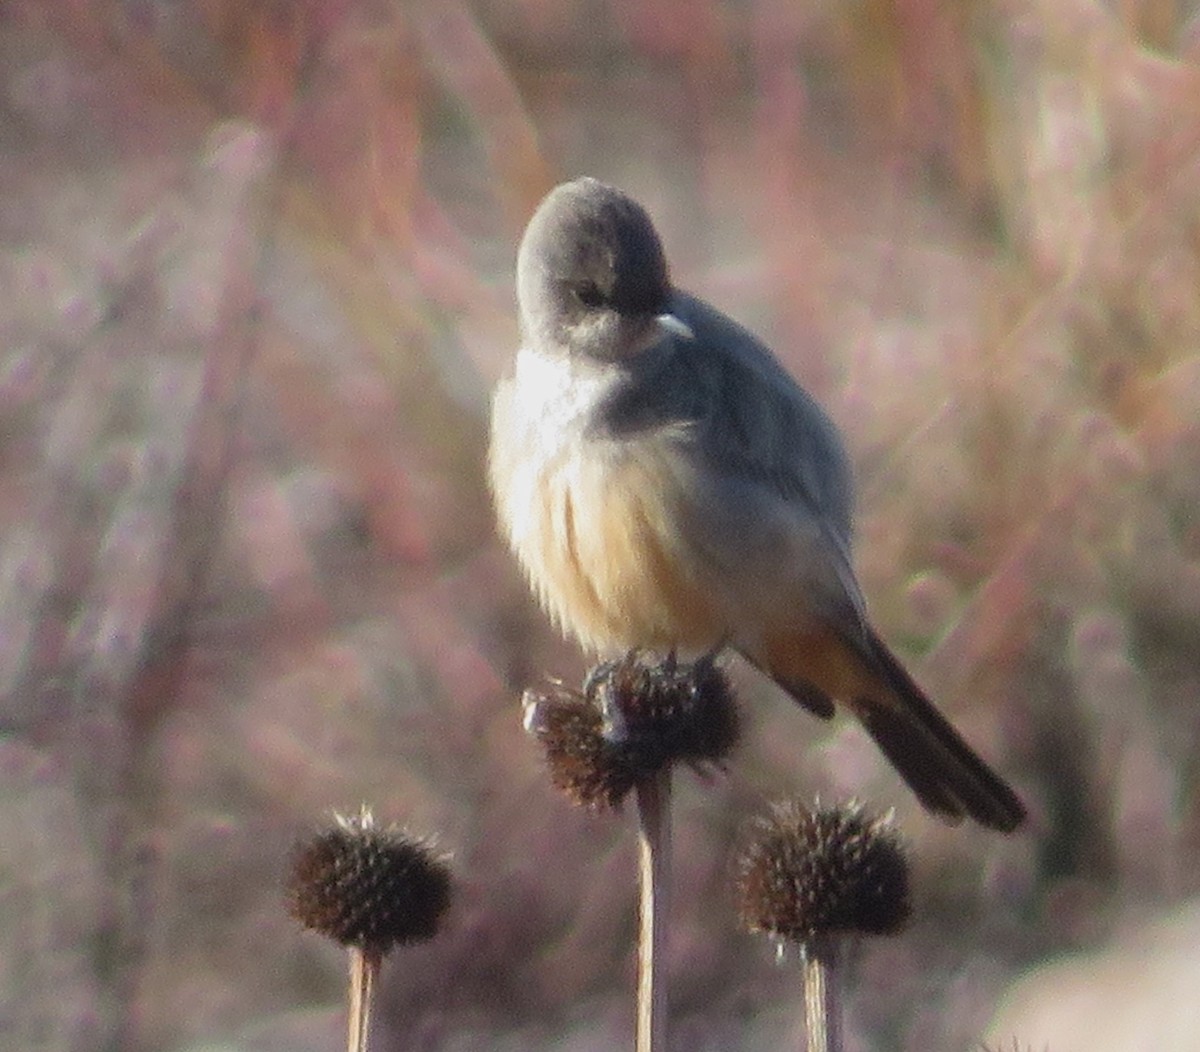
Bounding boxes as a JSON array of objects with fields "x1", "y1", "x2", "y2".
[
  {"x1": 523, "y1": 652, "x2": 740, "y2": 809},
  {"x1": 735, "y1": 800, "x2": 911, "y2": 943},
  {"x1": 286, "y1": 808, "x2": 451, "y2": 957}
]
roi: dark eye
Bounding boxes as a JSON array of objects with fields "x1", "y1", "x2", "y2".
[{"x1": 574, "y1": 281, "x2": 606, "y2": 308}]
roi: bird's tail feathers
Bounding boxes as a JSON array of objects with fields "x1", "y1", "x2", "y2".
[{"x1": 759, "y1": 627, "x2": 1025, "y2": 832}]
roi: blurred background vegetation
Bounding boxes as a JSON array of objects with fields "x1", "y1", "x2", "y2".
[{"x1": 3, "y1": 0, "x2": 1200, "y2": 1049}]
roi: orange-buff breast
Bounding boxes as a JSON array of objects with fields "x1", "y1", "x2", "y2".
[{"x1": 519, "y1": 449, "x2": 723, "y2": 654}]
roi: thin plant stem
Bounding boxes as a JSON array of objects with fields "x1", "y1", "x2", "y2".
[
  {"x1": 635, "y1": 768, "x2": 672, "y2": 1052},
  {"x1": 347, "y1": 947, "x2": 380, "y2": 1052},
  {"x1": 801, "y1": 937, "x2": 842, "y2": 1052}
]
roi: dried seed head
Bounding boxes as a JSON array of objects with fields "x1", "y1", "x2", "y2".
[
  {"x1": 286, "y1": 808, "x2": 451, "y2": 958},
  {"x1": 523, "y1": 653, "x2": 740, "y2": 809},
  {"x1": 735, "y1": 800, "x2": 910, "y2": 943},
  {"x1": 523, "y1": 683, "x2": 629, "y2": 808}
]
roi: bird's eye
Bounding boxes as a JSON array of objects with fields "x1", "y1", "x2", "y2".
[{"x1": 574, "y1": 282, "x2": 606, "y2": 308}]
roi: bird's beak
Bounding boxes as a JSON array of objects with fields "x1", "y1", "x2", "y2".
[{"x1": 656, "y1": 312, "x2": 694, "y2": 341}]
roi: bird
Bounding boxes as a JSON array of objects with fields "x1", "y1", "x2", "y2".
[{"x1": 489, "y1": 176, "x2": 1025, "y2": 832}]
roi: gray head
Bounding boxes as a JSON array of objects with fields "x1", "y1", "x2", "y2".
[{"x1": 516, "y1": 178, "x2": 686, "y2": 360}]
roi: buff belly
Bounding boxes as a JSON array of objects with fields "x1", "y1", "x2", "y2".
[{"x1": 501, "y1": 437, "x2": 725, "y2": 654}]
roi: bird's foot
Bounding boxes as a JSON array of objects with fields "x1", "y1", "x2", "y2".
[
  {"x1": 583, "y1": 659, "x2": 619, "y2": 699},
  {"x1": 583, "y1": 648, "x2": 645, "y2": 698}
]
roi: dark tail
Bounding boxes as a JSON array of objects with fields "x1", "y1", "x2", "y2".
[{"x1": 846, "y1": 628, "x2": 1025, "y2": 832}]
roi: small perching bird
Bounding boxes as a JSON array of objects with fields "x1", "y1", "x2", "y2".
[{"x1": 489, "y1": 177, "x2": 1025, "y2": 833}]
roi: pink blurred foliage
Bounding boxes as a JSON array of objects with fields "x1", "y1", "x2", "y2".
[{"x1": 3, "y1": 0, "x2": 1200, "y2": 1050}]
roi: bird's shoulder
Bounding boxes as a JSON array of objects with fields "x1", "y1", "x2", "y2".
[{"x1": 599, "y1": 290, "x2": 855, "y2": 541}]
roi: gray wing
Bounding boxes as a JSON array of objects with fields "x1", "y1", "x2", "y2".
[
  {"x1": 672, "y1": 291, "x2": 854, "y2": 545},
  {"x1": 595, "y1": 289, "x2": 865, "y2": 619}
]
